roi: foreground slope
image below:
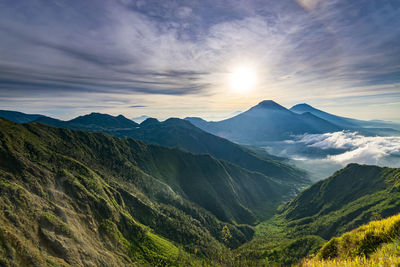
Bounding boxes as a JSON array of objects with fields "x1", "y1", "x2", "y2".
[
  {"x1": 302, "y1": 213, "x2": 400, "y2": 266},
  {"x1": 236, "y1": 164, "x2": 400, "y2": 265},
  {"x1": 0, "y1": 118, "x2": 293, "y2": 265},
  {"x1": 186, "y1": 100, "x2": 341, "y2": 143}
]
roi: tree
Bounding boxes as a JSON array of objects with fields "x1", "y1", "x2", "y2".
[{"x1": 222, "y1": 225, "x2": 232, "y2": 243}]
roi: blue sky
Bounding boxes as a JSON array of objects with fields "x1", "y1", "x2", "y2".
[{"x1": 0, "y1": 0, "x2": 399, "y2": 121}]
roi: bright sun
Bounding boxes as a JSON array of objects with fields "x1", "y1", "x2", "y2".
[{"x1": 230, "y1": 67, "x2": 257, "y2": 93}]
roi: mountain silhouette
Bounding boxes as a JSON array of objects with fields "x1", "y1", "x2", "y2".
[{"x1": 186, "y1": 100, "x2": 341, "y2": 142}]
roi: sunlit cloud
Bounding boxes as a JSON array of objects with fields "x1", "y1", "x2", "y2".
[{"x1": 294, "y1": 131, "x2": 400, "y2": 166}]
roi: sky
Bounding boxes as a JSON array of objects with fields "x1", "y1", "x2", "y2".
[{"x1": 0, "y1": 0, "x2": 399, "y2": 121}]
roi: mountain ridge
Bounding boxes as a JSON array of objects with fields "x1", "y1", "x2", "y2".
[
  {"x1": 0, "y1": 117, "x2": 302, "y2": 265},
  {"x1": 236, "y1": 163, "x2": 400, "y2": 265},
  {"x1": 0, "y1": 109, "x2": 310, "y2": 187},
  {"x1": 186, "y1": 100, "x2": 342, "y2": 142},
  {"x1": 0, "y1": 116, "x2": 399, "y2": 265},
  {"x1": 290, "y1": 103, "x2": 362, "y2": 128},
  {"x1": 0, "y1": 110, "x2": 48, "y2": 124},
  {"x1": 290, "y1": 103, "x2": 400, "y2": 135},
  {"x1": 36, "y1": 112, "x2": 139, "y2": 130}
]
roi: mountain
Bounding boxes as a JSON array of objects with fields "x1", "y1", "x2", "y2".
[
  {"x1": 131, "y1": 115, "x2": 150, "y2": 123},
  {"x1": 0, "y1": 110, "x2": 310, "y2": 189},
  {"x1": 112, "y1": 118, "x2": 309, "y2": 186},
  {"x1": 35, "y1": 112, "x2": 139, "y2": 131},
  {"x1": 0, "y1": 110, "x2": 48, "y2": 124},
  {"x1": 186, "y1": 100, "x2": 341, "y2": 143},
  {"x1": 237, "y1": 163, "x2": 400, "y2": 265},
  {"x1": 0, "y1": 118, "x2": 295, "y2": 265},
  {"x1": 0, "y1": 110, "x2": 308, "y2": 188},
  {"x1": 281, "y1": 163, "x2": 400, "y2": 237},
  {"x1": 69, "y1": 112, "x2": 139, "y2": 129},
  {"x1": 290, "y1": 103, "x2": 360, "y2": 128},
  {"x1": 290, "y1": 103, "x2": 400, "y2": 135},
  {"x1": 0, "y1": 110, "x2": 140, "y2": 131}
]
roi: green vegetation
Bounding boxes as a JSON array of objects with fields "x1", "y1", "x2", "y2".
[
  {"x1": 34, "y1": 113, "x2": 310, "y2": 189},
  {"x1": 302, "y1": 213, "x2": 400, "y2": 266},
  {"x1": 0, "y1": 118, "x2": 300, "y2": 265},
  {"x1": 115, "y1": 118, "x2": 309, "y2": 186},
  {"x1": 1, "y1": 117, "x2": 400, "y2": 266},
  {"x1": 236, "y1": 164, "x2": 400, "y2": 265}
]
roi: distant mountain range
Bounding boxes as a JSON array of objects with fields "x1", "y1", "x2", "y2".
[
  {"x1": 3, "y1": 101, "x2": 398, "y2": 147},
  {"x1": 290, "y1": 103, "x2": 400, "y2": 135},
  {"x1": 34, "y1": 112, "x2": 139, "y2": 131},
  {"x1": 290, "y1": 103, "x2": 361, "y2": 128},
  {"x1": 0, "y1": 110, "x2": 46, "y2": 124},
  {"x1": 186, "y1": 100, "x2": 341, "y2": 142},
  {"x1": 131, "y1": 115, "x2": 150, "y2": 123},
  {"x1": 186, "y1": 100, "x2": 400, "y2": 143},
  {"x1": 0, "y1": 109, "x2": 310, "y2": 189}
]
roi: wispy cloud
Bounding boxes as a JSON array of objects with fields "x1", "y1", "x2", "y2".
[
  {"x1": 0, "y1": 0, "x2": 399, "y2": 119},
  {"x1": 130, "y1": 105, "x2": 147, "y2": 108}
]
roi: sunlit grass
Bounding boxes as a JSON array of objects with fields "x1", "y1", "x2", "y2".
[{"x1": 301, "y1": 213, "x2": 400, "y2": 266}]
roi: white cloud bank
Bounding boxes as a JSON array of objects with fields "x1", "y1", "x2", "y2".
[{"x1": 294, "y1": 131, "x2": 400, "y2": 166}]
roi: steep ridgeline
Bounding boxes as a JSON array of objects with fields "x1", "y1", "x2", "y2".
[
  {"x1": 36, "y1": 112, "x2": 139, "y2": 131},
  {"x1": 290, "y1": 103, "x2": 400, "y2": 135},
  {"x1": 0, "y1": 110, "x2": 310, "y2": 189},
  {"x1": 282, "y1": 164, "x2": 400, "y2": 238},
  {"x1": 186, "y1": 100, "x2": 341, "y2": 143},
  {"x1": 0, "y1": 110, "x2": 48, "y2": 124},
  {"x1": 114, "y1": 118, "x2": 309, "y2": 187},
  {"x1": 236, "y1": 164, "x2": 400, "y2": 266},
  {"x1": 0, "y1": 111, "x2": 139, "y2": 131},
  {"x1": 290, "y1": 103, "x2": 360, "y2": 128},
  {"x1": 0, "y1": 118, "x2": 291, "y2": 266}
]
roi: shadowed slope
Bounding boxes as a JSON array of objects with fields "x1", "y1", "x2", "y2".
[
  {"x1": 0, "y1": 110, "x2": 310, "y2": 189},
  {"x1": 0, "y1": 118, "x2": 296, "y2": 265}
]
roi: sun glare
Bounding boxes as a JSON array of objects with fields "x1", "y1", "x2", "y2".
[{"x1": 230, "y1": 67, "x2": 257, "y2": 93}]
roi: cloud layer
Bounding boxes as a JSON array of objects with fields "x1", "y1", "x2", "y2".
[{"x1": 294, "y1": 131, "x2": 400, "y2": 166}]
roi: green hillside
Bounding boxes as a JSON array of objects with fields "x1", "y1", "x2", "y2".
[
  {"x1": 2, "y1": 116, "x2": 399, "y2": 266},
  {"x1": 115, "y1": 118, "x2": 309, "y2": 186},
  {"x1": 0, "y1": 118, "x2": 294, "y2": 266},
  {"x1": 236, "y1": 164, "x2": 400, "y2": 265},
  {"x1": 0, "y1": 110, "x2": 310, "y2": 189},
  {"x1": 302, "y1": 213, "x2": 400, "y2": 266},
  {"x1": 32, "y1": 112, "x2": 310, "y2": 188},
  {"x1": 35, "y1": 112, "x2": 139, "y2": 131},
  {"x1": 281, "y1": 164, "x2": 400, "y2": 238}
]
